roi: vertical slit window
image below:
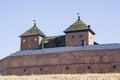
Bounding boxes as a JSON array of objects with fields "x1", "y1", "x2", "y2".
[
  {"x1": 40, "y1": 68, "x2": 43, "y2": 71},
  {"x1": 24, "y1": 69, "x2": 26, "y2": 72}
]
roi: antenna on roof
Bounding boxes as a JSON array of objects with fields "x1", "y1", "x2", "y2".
[
  {"x1": 33, "y1": 20, "x2": 36, "y2": 26},
  {"x1": 77, "y1": 13, "x2": 80, "y2": 21},
  {"x1": 33, "y1": 20, "x2": 36, "y2": 23}
]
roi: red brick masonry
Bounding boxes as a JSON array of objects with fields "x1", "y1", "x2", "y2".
[{"x1": 0, "y1": 48, "x2": 120, "y2": 75}]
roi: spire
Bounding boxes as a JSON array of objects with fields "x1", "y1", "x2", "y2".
[{"x1": 77, "y1": 13, "x2": 80, "y2": 21}]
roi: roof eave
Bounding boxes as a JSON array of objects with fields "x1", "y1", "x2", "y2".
[
  {"x1": 19, "y1": 34, "x2": 46, "y2": 38},
  {"x1": 64, "y1": 29, "x2": 95, "y2": 35}
]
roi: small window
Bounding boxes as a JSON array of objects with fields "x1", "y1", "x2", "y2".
[
  {"x1": 23, "y1": 39, "x2": 26, "y2": 42},
  {"x1": 87, "y1": 66, "x2": 91, "y2": 69},
  {"x1": 34, "y1": 38, "x2": 37, "y2": 41},
  {"x1": 112, "y1": 65, "x2": 116, "y2": 69},
  {"x1": 80, "y1": 34, "x2": 83, "y2": 38},
  {"x1": 24, "y1": 69, "x2": 26, "y2": 72},
  {"x1": 82, "y1": 39, "x2": 86, "y2": 46},
  {"x1": 40, "y1": 68, "x2": 43, "y2": 71},
  {"x1": 72, "y1": 35, "x2": 74, "y2": 38},
  {"x1": 66, "y1": 66, "x2": 69, "y2": 70}
]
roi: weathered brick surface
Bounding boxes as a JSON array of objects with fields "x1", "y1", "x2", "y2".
[
  {"x1": 21, "y1": 36, "x2": 43, "y2": 50},
  {"x1": 65, "y1": 31, "x2": 94, "y2": 46},
  {"x1": 0, "y1": 49, "x2": 120, "y2": 75}
]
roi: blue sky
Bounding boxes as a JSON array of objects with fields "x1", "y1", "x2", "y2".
[{"x1": 0, "y1": 0, "x2": 120, "y2": 59}]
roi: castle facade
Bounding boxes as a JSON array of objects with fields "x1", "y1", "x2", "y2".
[{"x1": 0, "y1": 16, "x2": 120, "y2": 75}]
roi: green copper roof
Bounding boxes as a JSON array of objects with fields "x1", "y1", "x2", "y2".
[
  {"x1": 64, "y1": 19, "x2": 95, "y2": 34},
  {"x1": 20, "y1": 23, "x2": 46, "y2": 37}
]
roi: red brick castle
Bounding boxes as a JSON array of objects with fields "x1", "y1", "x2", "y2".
[{"x1": 0, "y1": 16, "x2": 120, "y2": 75}]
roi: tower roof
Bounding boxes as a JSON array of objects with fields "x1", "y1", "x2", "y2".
[
  {"x1": 20, "y1": 23, "x2": 46, "y2": 37},
  {"x1": 64, "y1": 18, "x2": 95, "y2": 35}
]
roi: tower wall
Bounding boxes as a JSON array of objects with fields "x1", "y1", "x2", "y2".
[
  {"x1": 65, "y1": 31, "x2": 94, "y2": 46},
  {"x1": 20, "y1": 36, "x2": 43, "y2": 50},
  {"x1": 88, "y1": 31, "x2": 94, "y2": 45}
]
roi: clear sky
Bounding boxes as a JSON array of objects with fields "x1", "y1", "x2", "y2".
[{"x1": 0, "y1": 0, "x2": 120, "y2": 59}]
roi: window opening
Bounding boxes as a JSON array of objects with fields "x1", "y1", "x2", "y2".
[
  {"x1": 24, "y1": 69, "x2": 26, "y2": 72},
  {"x1": 82, "y1": 39, "x2": 86, "y2": 46},
  {"x1": 72, "y1": 35, "x2": 74, "y2": 38},
  {"x1": 66, "y1": 66, "x2": 69, "y2": 70},
  {"x1": 80, "y1": 34, "x2": 83, "y2": 38},
  {"x1": 40, "y1": 68, "x2": 43, "y2": 71},
  {"x1": 113, "y1": 65, "x2": 116, "y2": 69},
  {"x1": 87, "y1": 66, "x2": 91, "y2": 69},
  {"x1": 34, "y1": 38, "x2": 37, "y2": 41},
  {"x1": 23, "y1": 39, "x2": 26, "y2": 42}
]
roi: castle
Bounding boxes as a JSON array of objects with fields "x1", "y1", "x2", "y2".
[{"x1": 0, "y1": 16, "x2": 120, "y2": 75}]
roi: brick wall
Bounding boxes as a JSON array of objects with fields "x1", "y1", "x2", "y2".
[
  {"x1": 0, "y1": 49, "x2": 120, "y2": 75},
  {"x1": 65, "y1": 31, "x2": 94, "y2": 46},
  {"x1": 20, "y1": 36, "x2": 43, "y2": 50}
]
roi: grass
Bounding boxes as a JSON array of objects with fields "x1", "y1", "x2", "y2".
[{"x1": 0, "y1": 73, "x2": 120, "y2": 80}]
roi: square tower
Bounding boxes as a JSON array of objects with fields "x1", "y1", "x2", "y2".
[
  {"x1": 64, "y1": 17, "x2": 95, "y2": 46},
  {"x1": 20, "y1": 23, "x2": 46, "y2": 50}
]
